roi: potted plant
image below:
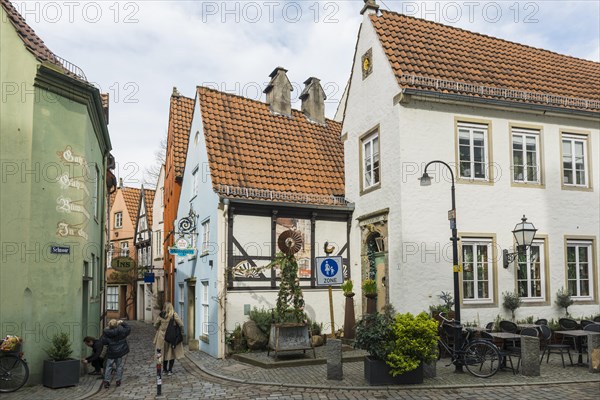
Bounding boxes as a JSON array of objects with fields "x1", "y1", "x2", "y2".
[
  {"x1": 502, "y1": 290, "x2": 522, "y2": 321},
  {"x1": 43, "y1": 332, "x2": 80, "y2": 388},
  {"x1": 555, "y1": 287, "x2": 574, "y2": 316},
  {"x1": 355, "y1": 306, "x2": 437, "y2": 385},
  {"x1": 362, "y1": 278, "x2": 378, "y2": 314},
  {"x1": 341, "y1": 279, "x2": 356, "y2": 339}
]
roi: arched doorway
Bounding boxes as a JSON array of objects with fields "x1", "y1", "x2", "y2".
[{"x1": 358, "y1": 213, "x2": 388, "y2": 313}]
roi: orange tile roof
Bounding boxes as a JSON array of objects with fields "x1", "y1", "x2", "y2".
[
  {"x1": 144, "y1": 188, "x2": 156, "y2": 228},
  {"x1": 167, "y1": 94, "x2": 195, "y2": 178},
  {"x1": 370, "y1": 11, "x2": 600, "y2": 111},
  {"x1": 1, "y1": 0, "x2": 85, "y2": 80},
  {"x1": 197, "y1": 86, "x2": 345, "y2": 205},
  {"x1": 121, "y1": 187, "x2": 141, "y2": 227}
]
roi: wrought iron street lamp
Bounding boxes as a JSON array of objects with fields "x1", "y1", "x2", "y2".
[
  {"x1": 503, "y1": 215, "x2": 537, "y2": 268},
  {"x1": 420, "y1": 160, "x2": 462, "y2": 372}
]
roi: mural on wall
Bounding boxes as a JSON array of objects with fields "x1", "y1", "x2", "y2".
[{"x1": 55, "y1": 146, "x2": 93, "y2": 240}]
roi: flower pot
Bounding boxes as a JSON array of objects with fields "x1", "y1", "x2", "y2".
[
  {"x1": 42, "y1": 359, "x2": 80, "y2": 389},
  {"x1": 365, "y1": 294, "x2": 377, "y2": 315},
  {"x1": 343, "y1": 295, "x2": 356, "y2": 339},
  {"x1": 364, "y1": 356, "x2": 423, "y2": 385}
]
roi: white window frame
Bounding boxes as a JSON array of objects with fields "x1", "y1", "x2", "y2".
[
  {"x1": 461, "y1": 239, "x2": 494, "y2": 304},
  {"x1": 202, "y1": 281, "x2": 209, "y2": 336},
  {"x1": 155, "y1": 230, "x2": 163, "y2": 258},
  {"x1": 114, "y1": 212, "x2": 123, "y2": 229},
  {"x1": 120, "y1": 241, "x2": 129, "y2": 257},
  {"x1": 201, "y1": 220, "x2": 210, "y2": 255},
  {"x1": 106, "y1": 286, "x2": 119, "y2": 310},
  {"x1": 458, "y1": 122, "x2": 488, "y2": 181},
  {"x1": 562, "y1": 134, "x2": 588, "y2": 187},
  {"x1": 566, "y1": 240, "x2": 593, "y2": 300},
  {"x1": 512, "y1": 128, "x2": 541, "y2": 184},
  {"x1": 361, "y1": 131, "x2": 380, "y2": 190},
  {"x1": 191, "y1": 166, "x2": 199, "y2": 198},
  {"x1": 516, "y1": 240, "x2": 546, "y2": 301},
  {"x1": 178, "y1": 283, "x2": 185, "y2": 305}
]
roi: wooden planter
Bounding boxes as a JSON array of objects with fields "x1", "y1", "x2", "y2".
[
  {"x1": 43, "y1": 359, "x2": 80, "y2": 389},
  {"x1": 268, "y1": 323, "x2": 316, "y2": 359},
  {"x1": 364, "y1": 356, "x2": 423, "y2": 385}
]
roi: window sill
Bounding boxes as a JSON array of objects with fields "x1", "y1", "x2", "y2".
[
  {"x1": 457, "y1": 178, "x2": 494, "y2": 186},
  {"x1": 561, "y1": 184, "x2": 593, "y2": 192},
  {"x1": 520, "y1": 299, "x2": 549, "y2": 307},
  {"x1": 200, "y1": 335, "x2": 209, "y2": 344},
  {"x1": 511, "y1": 181, "x2": 545, "y2": 189},
  {"x1": 360, "y1": 183, "x2": 381, "y2": 196}
]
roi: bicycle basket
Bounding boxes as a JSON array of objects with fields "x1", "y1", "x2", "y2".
[{"x1": 0, "y1": 336, "x2": 22, "y2": 354}]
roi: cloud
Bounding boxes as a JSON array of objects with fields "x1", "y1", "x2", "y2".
[{"x1": 14, "y1": 0, "x2": 599, "y2": 185}]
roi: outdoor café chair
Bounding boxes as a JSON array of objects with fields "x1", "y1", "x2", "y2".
[
  {"x1": 534, "y1": 319, "x2": 547, "y2": 325},
  {"x1": 539, "y1": 324, "x2": 573, "y2": 368},
  {"x1": 481, "y1": 331, "x2": 517, "y2": 374},
  {"x1": 580, "y1": 320, "x2": 594, "y2": 329},
  {"x1": 558, "y1": 318, "x2": 579, "y2": 348},
  {"x1": 594, "y1": 316, "x2": 600, "y2": 323},
  {"x1": 485, "y1": 322, "x2": 494, "y2": 332},
  {"x1": 581, "y1": 323, "x2": 600, "y2": 363}
]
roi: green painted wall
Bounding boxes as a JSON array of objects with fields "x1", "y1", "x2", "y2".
[{"x1": 1, "y1": 8, "x2": 108, "y2": 384}]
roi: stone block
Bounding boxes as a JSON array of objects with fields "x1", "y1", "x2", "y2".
[
  {"x1": 588, "y1": 333, "x2": 600, "y2": 373},
  {"x1": 520, "y1": 335, "x2": 540, "y2": 376},
  {"x1": 327, "y1": 339, "x2": 343, "y2": 380}
]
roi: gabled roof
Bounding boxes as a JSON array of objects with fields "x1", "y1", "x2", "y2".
[
  {"x1": 120, "y1": 187, "x2": 142, "y2": 227},
  {"x1": 1, "y1": 0, "x2": 86, "y2": 80},
  {"x1": 167, "y1": 93, "x2": 195, "y2": 178},
  {"x1": 144, "y1": 189, "x2": 156, "y2": 228},
  {"x1": 370, "y1": 10, "x2": 600, "y2": 112},
  {"x1": 197, "y1": 86, "x2": 345, "y2": 205}
]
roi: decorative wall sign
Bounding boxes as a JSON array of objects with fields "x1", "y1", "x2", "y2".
[
  {"x1": 111, "y1": 256, "x2": 136, "y2": 273},
  {"x1": 56, "y1": 221, "x2": 89, "y2": 240},
  {"x1": 178, "y1": 216, "x2": 196, "y2": 234},
  {"x1": 362, "y1": 48, "x2": 373, "y2": 80},
  {"x1": 58, "y1": 173, "x2": 90, "y2": 195},
  {"x1": 56, "y1": 196, "x2": 90, "y2": 220}
]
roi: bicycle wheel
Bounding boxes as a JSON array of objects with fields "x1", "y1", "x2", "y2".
[
  {"x1": 463, "y1": 340, "x2": 501, "y2": 378},
  {"x1": 0, "y1": 355, "x2": 29, "y2": 392}
]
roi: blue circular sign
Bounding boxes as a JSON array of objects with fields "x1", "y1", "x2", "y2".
[{"x1": 321, "y1": 259, "x2": 339, "y2": 277}]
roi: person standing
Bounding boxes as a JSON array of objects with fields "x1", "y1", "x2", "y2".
[
  {"x1": 81, "y1": 336, "x2": 104, "y2": 376},
  {"x1": 102, "y1": 319, "x2": 131, "y2": 388},
  {"x1": 153, "y1": 302, "x2": 184, "y2": 375}
]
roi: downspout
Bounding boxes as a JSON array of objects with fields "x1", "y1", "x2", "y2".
[{"x1": 219, "y1": 198, "x2": 229, "y2": 358}]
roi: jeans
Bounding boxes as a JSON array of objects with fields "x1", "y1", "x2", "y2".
[{"x1": 104, "y1": 357, "x2": 125, "y2": 381}]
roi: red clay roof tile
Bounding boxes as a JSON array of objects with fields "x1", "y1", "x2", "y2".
[
  {"x1": 197, "y1": 87, "x2": 345, "y2": 205},
  {"x1": 370, "y1": 11, "x2": 600, "y2": 111},
  {"x1": 166, "y1": 94, "x2": 195, "y2": 178}
]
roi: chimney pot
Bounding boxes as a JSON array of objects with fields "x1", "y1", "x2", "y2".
[
  {"x1": 263, "y1": 67, "x2": 293, "y2": 116},
  {"x1": 361, "y1": 0, "x2": 380, "y2": 15},
  {"x1": 119, "y1": 178, "x2": 123, "y2": 188},
  {"x1": 300, "y1": 77, "x2": 327, "y2": 124}
]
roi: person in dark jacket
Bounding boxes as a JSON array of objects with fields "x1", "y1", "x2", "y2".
[
  {"x1": 82, "y1": 336, "x2": 104, "y2": 376},
  {"x1": 101, "y1": 319, "x2": 131, "y2": 388}
]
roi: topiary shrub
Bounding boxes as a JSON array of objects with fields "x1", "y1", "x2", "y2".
[
  {"x1": 386, "y1": 312, "x2": 438, "y2": 376},
  {"x1": 44, "y1": 332, "x2": 73, "y2": 361},
  {"x1": 555, "y1": 287, "x2": 574, "y2": 316},
  {"x1": 502, "y1": 291, "x2": 522, "y2": 321}
]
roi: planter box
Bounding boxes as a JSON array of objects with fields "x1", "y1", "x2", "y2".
[
  {"x1": 268, "y1": 323, "x2": 315, "y2": 359},
  {"x1": 43, "y1": 359, "x2": 80, "y2": 389},
  {"x1": 364, "y1": 356, "x2": 423, "y2": 385}
]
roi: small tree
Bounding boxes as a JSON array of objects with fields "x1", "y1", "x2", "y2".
[
  {"x1": 44, "y1": 332, "x2": 73, "y2": 361},
  {"x1": 555, "y1": 287, "x2": 574, "y2": 316},
  {"x1": 502, "y1": 291, "x2": 522, "y2": 321}
]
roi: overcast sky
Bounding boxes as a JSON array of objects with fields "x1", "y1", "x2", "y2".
[{"x1": 12, "y1": 0, "x2": 600, "y2": 187}]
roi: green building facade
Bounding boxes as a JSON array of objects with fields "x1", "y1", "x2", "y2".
[{"x1": 1, "y1": 1, "x2": 111, "y2": 384}]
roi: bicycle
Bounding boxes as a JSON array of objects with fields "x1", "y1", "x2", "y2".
[
  {"x1": 0, "y1": 336, "x2": 29, "y2": 392},
  {"x1": 437, "y1": 312, "x2": 502, "y2": 378}
]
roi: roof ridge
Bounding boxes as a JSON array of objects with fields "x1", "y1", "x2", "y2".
[
  {"x1": 197, "y1": 85, "x2": 342, "y2": 126},
  {"x1": 377, "y1": 9, "x2": 599, "y2": 65}
]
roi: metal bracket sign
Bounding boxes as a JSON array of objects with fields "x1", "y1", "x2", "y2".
[{"x1": 315, "y1": 256, "x2": 343, "y2": 286}]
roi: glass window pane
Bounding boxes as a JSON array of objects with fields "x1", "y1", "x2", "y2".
[{"x1": 578, "y1": 246, "x2": 588, "y2": 262}]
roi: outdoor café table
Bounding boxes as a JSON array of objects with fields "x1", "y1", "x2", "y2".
[
  {"x1": 486, "y1": 332, "x2": 521, "y2": 348},
  {"x1": 517, "y1": 324, "x2": 541, "y2": 329},
  {"x1": 555, "y1": 330, "x2": 600, "y2": 365}
]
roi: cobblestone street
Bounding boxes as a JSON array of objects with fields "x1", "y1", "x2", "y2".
[{"x1": 4, "y1": 321, "x2": 599, "y2": 400}]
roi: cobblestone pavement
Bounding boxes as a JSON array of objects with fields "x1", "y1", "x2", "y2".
[{"x1": 4, "y1": 321, "x2": 599, "y2": 400}]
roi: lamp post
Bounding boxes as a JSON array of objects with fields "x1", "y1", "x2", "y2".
[{"x1": 420, "y1": 160, "x2": 462, "y2": 372}]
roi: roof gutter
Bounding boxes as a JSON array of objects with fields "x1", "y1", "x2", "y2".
[
  {"x1": 401, "y1": 89, "x2": 600, "y2": 122},
  {"x1": 218, "y1": 196, "x2": 355, "y2": 213}
]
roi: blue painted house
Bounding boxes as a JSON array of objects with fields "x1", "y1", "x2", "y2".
[{"x1": 174, "y1": 68, "x2": 354, "y2": 358}]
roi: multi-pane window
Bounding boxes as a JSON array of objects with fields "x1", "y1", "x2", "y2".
[
  {"x1": 362, "y1": 132, "x2": 380, "y2": 189},
  {"x1": 120, "y1": 241, "x2": 129, "y2": 257},
  {"x1": 93, "y1": 166, "x2": 100, "y2": 219},
  {"x1": 114, "y1": 212, "x2": 123, "y2": 228},
  {"x1": 512, "y1": 128, "x2": 540, "y2": 184},
  {"x1": 566, "y1": 241, "x2": 593, "y2": 299},
  {"x1": 201, "y1": 220, "x2": 210, "y2": 254},
  {"x1": 562, "y1": 134, "x2": 588, "y2": 187},
  {"x1": 462, "y1": 240, "x2": 493, "y2": 302},
  {"x1": 458, "y1": 122, "x2": 488, "y2": 180},
  {"x1": 517, "y1": 241, "x2": 545, "y2": 300},
  {"x1": 202, "y1": 281, "x2": 209, "y2": 336},
  {"x1": 106, "y1": 286, "x2": 119, "y2": 310},
  {"x1": 192, "y1": 167, "x2": 199, "y2": 198}
]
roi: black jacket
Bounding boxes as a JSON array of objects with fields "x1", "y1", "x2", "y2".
[
  {"x1": 85, "y1": 338, "x2": 104, "y2": 362},
  {"x1": 102, "y1": 322, "x2": 131, "y2": 359}
]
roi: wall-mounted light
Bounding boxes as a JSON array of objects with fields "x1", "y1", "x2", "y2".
[{"x1": 503, "y1": 215, "x2": 537, "y2": 268}]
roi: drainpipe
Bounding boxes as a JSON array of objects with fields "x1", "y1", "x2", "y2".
[{"x1": 219, "y1": 198, "x2": 230, "y2": 359}]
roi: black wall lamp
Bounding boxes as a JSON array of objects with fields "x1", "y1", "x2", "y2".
[{"x1": 503, "y1": 215, "x2": 537, "y2": 268}]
